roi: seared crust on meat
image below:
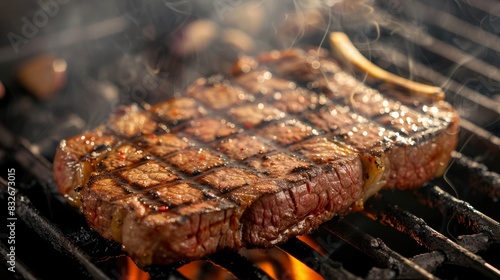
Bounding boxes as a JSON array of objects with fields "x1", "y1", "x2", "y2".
[{"x1": 53, "y1": 47, "x2": 459, "y2": 266}]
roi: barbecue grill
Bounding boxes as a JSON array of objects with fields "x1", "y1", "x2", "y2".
[{"x1": 0, "y1": 0, "x2": 499, "y2": 279}]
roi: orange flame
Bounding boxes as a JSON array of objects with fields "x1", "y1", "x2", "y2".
[
  {"x1": 243, "y1": 247, "x2": 324, "y2": 280},
  {"x1": 122, "y1": 257, "x2": 150, "y2": 280},
  {"x1": 178, "y1": 260, "x2": 236, "y2": 280},
  {"x1": 120, "y1": 244, "x2": 325, "y2": 280}
]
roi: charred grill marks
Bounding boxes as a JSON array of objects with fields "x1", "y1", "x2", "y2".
[{"x1": 52, "y1": 47, "x2": 459, "y2": 266}]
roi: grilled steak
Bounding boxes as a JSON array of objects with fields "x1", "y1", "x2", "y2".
[{"x1": 53, "y1": 47, "x2": 459, "y2": 266}]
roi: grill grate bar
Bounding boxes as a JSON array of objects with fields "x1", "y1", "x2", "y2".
[
  {"x1": 399, "y1": 0, "x2": 500, "y2": 54},
  {"x1": 277, "y1": 237, "x2": 361, "y2": 280},
  {"x1": 459, "y1": 118, "x2": 500, "y2": 147},
  {"x1": 0, "y1": 182, "x2": 112, "y2": 280},
  {"x1": 143, "y1": 265, "x2": 189, "y2": 280},
  {"x1": 206, "y1": 250, "x2": 273, "y2": 280},
  {"x1": 456, "y1": 0, "x2": 500, "y2": 17},
  {"x1": 448, "y1": 151, "x2": 500, "y2": 199},
  {"x1": 367, "y1": 40, "x2": 500, "y2": 125},
  {"x1": 374, "y1": 8, "x2": 500, "y2": 84},
  {"x1": 363, "y1": 196, "x2": 500, "y2": 279},
  {"x1": 0, "y1": 124, "x2": 53, "y2": 184},
  {"x1": 415, "y1": 184, "x2": 500, "y2": 246},
  {"x1": 321, "y1": 219, "x2": 436, "y2": 279},
  {"x1": 0, "y1": 233, "x2": 38, "y2": 280},
  {"x1": 458, "y1": 119, "x2": 500, "y2": 161}
]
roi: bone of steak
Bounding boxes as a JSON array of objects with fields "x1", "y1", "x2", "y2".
[{"x1": 53, "y1": 47, "x2": 459, "y2": 266}]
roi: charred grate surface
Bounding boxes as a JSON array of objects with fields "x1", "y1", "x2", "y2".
[
  {"x1": 415, "y1": 184, "x2": 500, "y2": 247},
  {"x1": 0, "y1": 237, "x2": 38, "y2": 280},
  {"x1": 2, "y1": 188, "x2": 112, "y2": 280},
  {"x1": 321, "y1": 219, "x2": 437, "y2": 279},
  {"x1": 449, "y1": 151, "x2": 500, "y2": 199},
  {"x1": 363, "y1": 195, "x2": 500, "y2": 279}
]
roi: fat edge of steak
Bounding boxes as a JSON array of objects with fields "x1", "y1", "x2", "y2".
[{"x1": 52, "y1": 47, "x2": 460, "y2": 266}]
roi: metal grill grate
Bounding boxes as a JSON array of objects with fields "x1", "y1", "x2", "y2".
[{"x1": 1, "y1": 0, "x2": 499, "y2": 279}]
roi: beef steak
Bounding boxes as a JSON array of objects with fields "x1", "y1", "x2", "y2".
[{"x1": 53, "y1": 47, "x2": 459, "y2": 266}]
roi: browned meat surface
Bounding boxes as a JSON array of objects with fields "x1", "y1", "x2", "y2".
[{"x1": 53, "y1": 47, "x2": 459, "y2": 266}]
